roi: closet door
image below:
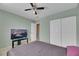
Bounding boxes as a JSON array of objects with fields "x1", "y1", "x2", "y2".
[
  {"x1": 62, "y1": 16, "x2": 76, "y2": 47},
  {"x1": 50, "y1": 19, "x2": 61, "y2": 46}
]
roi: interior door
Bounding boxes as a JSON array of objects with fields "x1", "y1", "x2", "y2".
[{"x1": 36, "y1": 24, "x2": 40, "y2": 40}]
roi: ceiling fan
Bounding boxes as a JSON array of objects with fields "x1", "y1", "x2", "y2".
[{"x1": 25, "y1": 3, "x2": 45, "y2": 15}]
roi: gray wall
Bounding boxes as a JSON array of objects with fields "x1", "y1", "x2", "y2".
[
  {"x1": 40, "y1": 7, "x2": 77, "y2": 43},
  {"x1": 0, "y1": 10, "x2": 31, "y2": 48}
]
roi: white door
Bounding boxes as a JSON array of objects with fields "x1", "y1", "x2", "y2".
[
  {"x1": 31, "y1": 23, "x2": 36, "y2": 41},
  {"x1": 50, "y1": 19, "x2": 61, "y2": 46},
  {"x1": 61, "y1": 16, "x2": 76, "y2": 47}
]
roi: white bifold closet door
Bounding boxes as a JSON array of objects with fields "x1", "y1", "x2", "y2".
[
  {"x1": 50, "y1": 16, "x2": 77, "y2": 47},
  {"x1": 50, "y1": 19, "x2": 61, "y2": 46},
  {"x1": 61, "y1": 16, "x2": 76, "y2": 47}
]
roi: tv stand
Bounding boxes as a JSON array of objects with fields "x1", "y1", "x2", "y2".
[{"x1": 12, "y1": 38, "x2": 28, "y2": 48}]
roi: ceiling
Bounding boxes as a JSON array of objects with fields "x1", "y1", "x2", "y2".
[{"x1": 0, "y1": 3, "x2": 78, "y2": 21}]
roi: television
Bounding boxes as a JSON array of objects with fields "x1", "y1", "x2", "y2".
[{"x1": 11, "y1": 29, "x2": 27, "y2": 40}]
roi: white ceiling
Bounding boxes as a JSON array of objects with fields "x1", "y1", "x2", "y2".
[{"x1": 0, "y1": 3, "x2": 78, "y2": 21}]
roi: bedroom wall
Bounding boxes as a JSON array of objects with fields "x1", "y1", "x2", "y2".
[
  {"x1": 0, "y1": 9, "x2": 31, "y2": 48},
  {"x1": 76, "y1": 4, "x2": 79, "y2": 46},
  {"x1": 40, "y1": 7, "x2": 77, "y2": 43}
]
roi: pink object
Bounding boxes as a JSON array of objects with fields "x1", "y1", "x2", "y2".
[{"x1": 67, "y1": 46, "x2": 79, "y2": 56}]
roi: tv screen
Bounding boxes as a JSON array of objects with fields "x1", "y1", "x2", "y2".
[{"x1": 11, "y1": 29, "x2": 27, "y2": 40}]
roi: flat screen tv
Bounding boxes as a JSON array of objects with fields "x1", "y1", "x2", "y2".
[{"x1": 11, "y1": 29, "x2": 27, "y2": 40}]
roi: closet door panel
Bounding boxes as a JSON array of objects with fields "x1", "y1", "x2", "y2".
[
  {"x1": 62, "y1": 16, "x2": 76, "y2": 47},
  {"x1": 50, "y1": 19, "x2": 61, "y2": 46}
]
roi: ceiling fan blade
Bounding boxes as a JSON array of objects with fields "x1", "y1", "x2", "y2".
[
  {"x1": 25, "y1": 9, "x2": 31, "y2": 11},
  {"x1": 37, "y1": 7, "x2": 44, "y2": 10},
  {"x1": 30, "y1": 3, "x2": 34, "y2": 7}
]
